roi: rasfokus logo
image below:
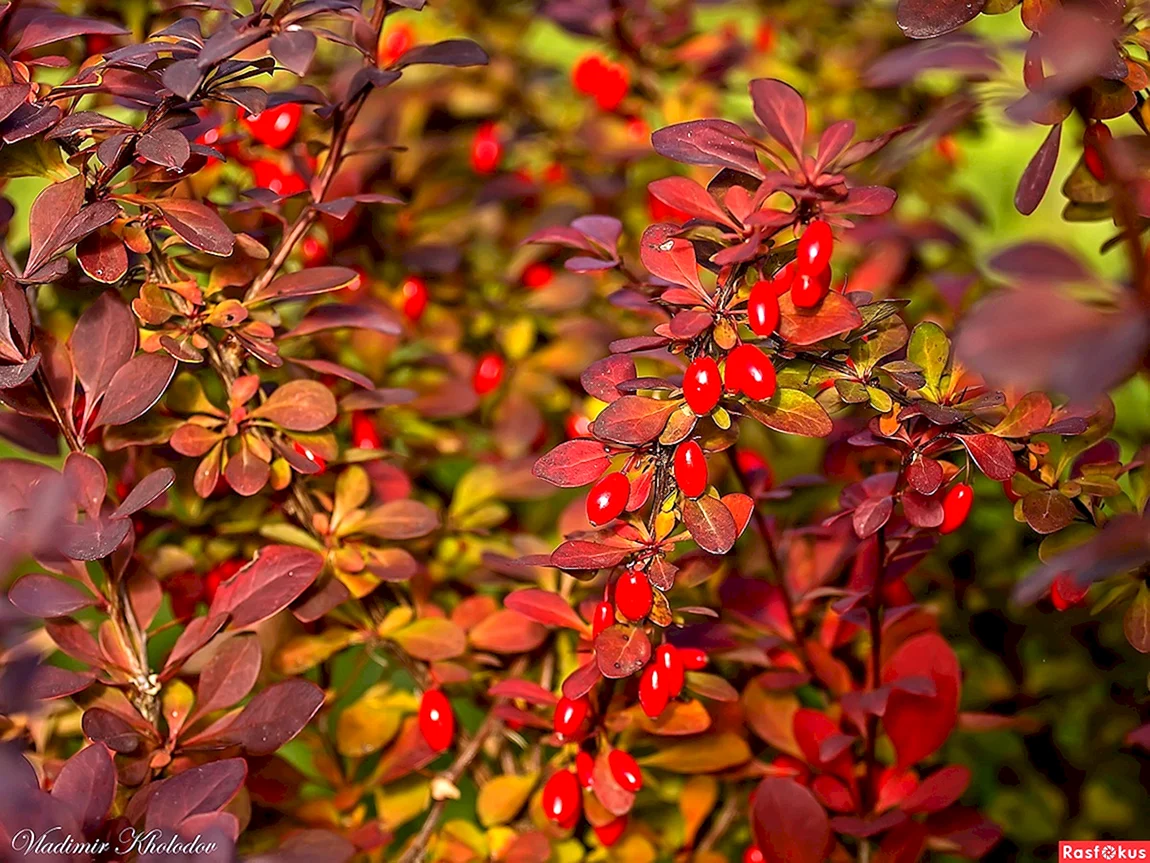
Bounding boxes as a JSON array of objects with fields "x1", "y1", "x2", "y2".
[{"x1": 1061, "y1": 842, "x2": 1150, "y2": 860}]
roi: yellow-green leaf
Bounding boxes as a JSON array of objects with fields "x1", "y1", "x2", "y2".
[
  {"x1": 477, "y1": 772, "x2": 538, "y2": 827},
  {"x1": 638, "y1": 732, "x2": 750, "y2": 773},
  {"x1": 907, "y1": 321, "x2": 950, "y2": 393}
]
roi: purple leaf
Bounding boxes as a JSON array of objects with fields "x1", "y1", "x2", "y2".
[
  {"x1": 9, "y1": 574, "x2": 96, "y2": 618},
  {"x1": 95, "y1": 352, "x2": 177, "y2": 427},
  {"x1": 1015, "y1": 125, "x2": 1062, "y2": 216},
  {"x1": 750, "y1": 78, "x2": 807, "y2": 160},
  {"x1": 51, "y1": 744, "x2": 115, "y2": 834},
  {"x1": 651, "y1": 119, "x2": 764, "y2": 178},
  {"x1": 897, "y1": 0, "x2": 987, "y2": 39},
  {"x1": 145, "y1": 758, "x2": 247, "y2": 831},
  {"x1": 209, "y1": 546, "x2": 323, "y2": 627}
]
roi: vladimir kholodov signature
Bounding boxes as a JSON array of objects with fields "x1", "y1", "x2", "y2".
[{"x1": 11, "y1": 826, "x2": 219, "y2": 856}]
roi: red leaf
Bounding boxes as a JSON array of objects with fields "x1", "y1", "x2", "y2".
[
  {"x1": 651, "y1": 119, "x2": 764, "y2": 178},
  {"x1": 896, "y1": 0, "x2": 987, "y2": 39},
  {"x1": 95, "y1": 352, "x2": 177, "y2": 427},
  {"x1": 639, "y1": 228, "x2": 705, "y2": 294},
  {"x1": 1015, "y1": 123, "x2": 1061, "y2": 215},
  {"x1": 504, "y1": 589, "x2": 587, "y2": 630},
  {"x1": 778, "y1": 291, "x2": 863, "y2": 346},
  {"x1": 881, "y1": 632, "x2": 960, "y2": 770},
  {"x1": 250, "y1": 266, "x2": 360, "y2": 304},
  {"x1": 750, "y1": 78, "x2": 808, "y2": 160},
  {"x1": 532, "y1": 439, "x2": 611, "y2": 488},
  {"x1": 955, "y1": 433, "x2": 1015, "y2": 481},
  {"x1": 591, "y1": 396, "x2": 679, "y2": 445},
  {"x1": 190, "y1": 635, "x2": 261, "y2": 724},
  {"x1": 683, "y1": 495, "x2": 738, "y2": 554},
  {"x1": 9, "y1": 574, "x2": 96, "y2": 617},
  {"x1": 155, "y1": 199, "x2": 235, "y2": 256},
  {"x1": 192, "y1": 680, "x2": 323, "y2": 756},
  {"x1": 900, "y1": 765, "x2": 971, "y2": 814},
  {"x1": 595, "y1": 624, "x2": 651, "y2": 679},
  {"x1": 51, "y1": 744, "x2": 115, "y2": 834},
  {"x1": 551, "y1": 540, "x2": 632, "y2": 570},
  {"x1": 69, "y1": 292, "x2": 136, "y2": 400},
  {"x1": 144, "y1": 758, "x2": 247, "y2": 830},
  {"x1": 209, "y1": 546, "x2": 323, "y2": 627},
  {"x1": 647, "y1": 176, "x2": 735, "y2": 227},
  {"x1": 581, "y1": 355, "x2": 637, "y2": 404},
  {"x1": 488, "y1": 678, "x2": 558, "y2": 706},
  {"x1": 751, "y1": 777, "x2": 832, "y2": 863}
]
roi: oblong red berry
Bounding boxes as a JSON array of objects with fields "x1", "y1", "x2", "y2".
[
  {"x1": 674, "y1": 440, "x2": 707, "y2": 498},
  {"x1": 400, "y1": 275, "x2": 428, "y2": 321},
  {"x1": 615, "y1": 569, "x2": 653, "y2": 621},
  {"x1": 797, "y1": 219, "x2": 833, "y2": 275},
  {"x1": 542, "y1": 769, "x2": 581, "y2": 825},
  {"x1": 594, "y1": 815, "x2": 627, "y2": 847},
  {"x1": 418, "y1": 689, "x2": 454, "y2": 752},
  {"x1": 770, "y1": 262, "x2": 796, "y2": 296},
  {"x1": 471, "y1": 122, "x2": 502, "y2": 174},
  {"x1": 587, "y1": 471, "x2": 630, "y2": 526},
  {"x1": 553, "y1": 695, "x2": 589, "y2": 739},
  {"x1": 791, "y1": 267, "x2": 831, "y2": 309},
  {"x1": 591, "y1": 600, "x2": 615, "y2": 637},
  {"x1": 747, "y1": 282, "x2": 781, "y2": 337},
  {"x1": 744, "y1": 847, "x2": 765, "y2": 863},
  {"x1": 243, "y1": 103, "x2": 302, "y2": 149},
  {"x1": 1051, "y1": 572, "x2": 1088, "y2": 611},
  {"x1": 939, "y1": 482, "x2": 973, "y2": 534},
  {"x1": 350, "y1": 411, "x2": 381, "y2": 450},
  {"x1": 638, "y1": 663, "x2": 670, "y2": 719},
  {"x1": 683, "y1": 356, "x2": 722, "y2": 415},
  {"x1": 472, "y1": 352, "x2": 504, "y2": 395},
  {"x1": 655, "y1": 644, "x2": 684, "y2": 697},
  {"x1": 607, "y1": 749, "x2": 643, "y2": 792},
  {"x1": 726, "y1": 344, "x2": 776, "y2": 401},
  {"x1": 679, "y1": 647, "x2": 708, "y2": 670},
  {"x1": 1084, "y1": 122, "x2": 1111, "y2": 182},
  {"x1": 575, "y1": 750, "x2": 595, "y2": 788}
]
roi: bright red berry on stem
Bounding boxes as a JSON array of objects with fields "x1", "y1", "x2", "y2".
[
  {"x1": 522, "y1": 262, "x2": 553, "y2": 289},
  {"x1": 683, "y1": 356, "x2": 721, "y2": 415},
  {"x1": 770, "y1": 262, "x2": 796, "y2": 295},
  {"x1": 747, "y1": 282, "x2": 780, "y2": 337},
  {"x1": 791, "y1": 266, "x2": 831, "y2": 309},
  {"x1": 679, "y1": 647, "x2": 708, "y2": 670},
  {"x1": 470, "y1": 122, "x2": 502, "y2": 174},
  {"x1": 350, "y1": 412, "x2": 381, "y2": 450},
  {"x1": 378, "y1": 22, "x2": 414, "y2": 66},
  {"x1": 575, "y1": 750, "x2": 595, "y2": 788},
  {"x1": 251, "y1": 159, "x2": 307, "y2": 196},
  {"x1": 472, "y1": 353, "x2": 504, "y2": 395},
  {"x1": 726, "y1": 344, "x2": 777, "y2": 401},
  {"x1": 655, "y1": 644, "x2": 684, "y2": 697},
  {"x1": 744, "y1": 847, "x2": 765, "y2": 863},
  {"x1": 418, "y1": 689, "x2": 454, "y2": 752},
  {"x1": 242, "y1": 103, "x2": 302, "y2": 149},
  {"x1": 639, "y1": 662, "x2": 670, "y2": 718},
  {"x1": 674, "y1": 440, "x2": 707, "y2": 498},
  {"x1": 566, "y1": 413, "x2": 592, "y2": 439},
  {"x1": 300, "y1": 235, "x2": 328, "y2": 267},
  {"x1": 797, "y1": 219, "x2": 833, "y2": 275},
  {"x1": 587, "y1": 471, "x2": 630, "y2": 526},
  {"x1": 553, "y1": 696, "x2": 589, "y2": 739},
  {"x1": 615, "y1": 569, "x2": 653, "y2": 621},
  {"x1": 591, "y1": 600, "x2": 615, "y2": 637},
  {"x1": 594, "y1": 815, "x2": 627, "y2": 847},
  {"x1": 400, "y1": 275, "x2": 428, "y2": 321},
  {"x1": 293, "y1": 441, "x2": 326, "y2": 473},
  {"x1": 607, "y1": 749, "x2": 642, "y2": 792},
  {"x1": 542, "y1": 770, "x2": 581, "y2": 826},
  {"x1": 1083, "y1": 121, "x2": 1111, "y2": 182},
  {"x1": 1051, "y1": 572, "x2": 1089, "y2": 611},
  {"x1": 939, "y1": 482, "x2": 973, "y2": 534}
]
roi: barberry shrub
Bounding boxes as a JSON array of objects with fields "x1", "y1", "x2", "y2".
[{"x1": 0, "y1": 2, "x2": 1147, "y2": 863}]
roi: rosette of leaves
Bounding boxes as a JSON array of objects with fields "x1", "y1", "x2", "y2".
[{"x1": 168, "y1": 372, "x2": 337, "y2": 497}]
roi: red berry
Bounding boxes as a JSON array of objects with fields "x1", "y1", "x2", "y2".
[
  {"x1": 1051, "y1": 572, "x2": 1089, "y2": 611},
  {"x1": 591, "y1": 601, "x2": 615, "y2": 637},
  {"x1": 350, "y1": 412, "x2": 381, "y2": 450},
  {"x1": 522, "y1": 262, "x2": 553, "y2": 289},
  {"x1": 242, "y1": 103, "x2": 302, "y2": 149},
  {"x1": 683, "y1": 356, "x2": 722, "y2": 415},
  {"x1": 594, "y1": 815, "x2": 627, "y2": 847},
  {"x1": 726, "y1": 344, "x2": 777, "y2": 401},
  {"x1": 755, "y1": 20, "x2": 775, "y2": 52},
  {"x1": 553, "y1": 696, "x2": 589, "y2": 740},
  {"x1": 679, "y1": 647, "x2": 708, "y2": 670},
  {"x1": 607, "y1": 749, "x2": 642, "y2": 792},
  {"x1": 791, "y1": 267, "x2": 831, "y2": 309},
  {"x1": 292, "y1": 441, "x2": 326, "y2": 473},
  {"x1": 378, "y1": 22, "x2": 414, "y2": 66},
  {"x1": 638, "y1": 662, "x2": 670, "y2": 718},
  {"x1": 747, "y1": 282, "x2": 780, "y2": 337},
  {"x1": 472, "y1": 353, "x2": 505, "y2": 395},
  {"x1": 1084, "y1": 121, "x2": 1111, "y2": 182},
  {"x1": 300, "y1": 235, "x2": 328, "y2": 267},
  {"x1": 770, "y1": 262, "x2": 796, "y2": 295},
  {"x1": 575, "y1": 750, "x2": 595, "y2": 788},
  {"x1": 566, "y1": 413, "x2": 592, "y2": 439},
  {"x1": 166, "y1": 571, "x2": 204, "y2": 621},
  {"x1": 594, "y1": 61, "x2": 629, "y2": 111},
  {"x1": 251, "y1": 159, "x2": 307, "y2": 196},
  {"x1": 572, "y1": 55, "x2": 604, "y2": 94},
  {"x1": 673, "y1": 440, "x2": 708, "y2": 498},
  {"x1": 615, "y1": 569, "x2": 653, "y2": 621},
  {"x1": 542, "y1": 770, "x2": 581, "y2": 826},
  {"x1": 744, "y1": 847, "x2": 766, "y2": 863},
  {"x1": 470, "y1": 122, "x2": 502, "y2": 174},
  {"x1": 400, "y1": 275, "x2": 428, "y2": 322},
  {"x1": 587, "y1": 471, "x2": 629, "y2": 526},
  {"x1": 203, "y1": 559, "x2": 243, "y2": 606},
  {"x1": 796, "y1": 219, "x2": 833, "y2": 276},
  {"x1": 939, "y1": 482, "x2": 973, "y2": 534},
  {"x1": 655, "y1": 644, "x2": 684, "y2": 697},
  {"x1": 418, "y1": 689, "x2": 454, "y2": 752}
]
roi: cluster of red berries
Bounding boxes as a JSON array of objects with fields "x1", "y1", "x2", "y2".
[
  {"x1": 681, "y1": 343, "x2": 777, "y2": 417},
  {"x1": 571, "y1": 54, "x2": 630, "y2": 111},
  {"x1": 584, "y1": 439, "x2": 710, "y2": 526},
  {"x1": 165, "y1": 559, "x2": 244, "y2": 621},
  {"x1": 196, "y1": 103, "x2": 308, "y2": 196}
]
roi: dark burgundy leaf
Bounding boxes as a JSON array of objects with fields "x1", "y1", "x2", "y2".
[
  {"x1": 70, "y1": 291, "x2": 136, "y2": 400},
  {"x1": 137, "y1": 129, "x2": 190, "y2": 169},
  {"x1": 81, "y1": 707, "x2": 142, "y2": 753},
  {"x1": 9, "y1": 574, "x2": 96, "y2": 618},
  {"x1": 284, "y1": 304, "x2": 401, "y2": 338},
  {"x1": 852, "y1": 496, "x2": 893, "y2": 538},
  {"x1": 95, "y1": 352, "x2": 177, "y2": 427},
  {"x1": 394, "y1": 39, "x2": 489, "y2": 68},
  {"x1": 1015, "y1": 124, "x2": 1061, "y2": 215},
  {"x1": 155, "y1": 199, "x2": 235, "y2": 256},
  {"x1": 752, "y1": 777, "x2": 831, "y2": 863},
  {"x1": 145, "y1": 758, "x2": 247, "y2": 830},
  {"x1": 59, "y1": 516, "x2": 131, "y2": 561},
  {"x1": 897, "y1": 0, "x2": 987, "y2": 39},
  {"x1": 29, "y1": 666, "x2": 95, "y2": 700},
  {"x1": 749, "y1": 78, "x2": 807, "y2": 159},
  {"x1": 270, "y1": 29, "x2": 317, "y2": 75},
  {"x1": 205, "y1": 679, "x2": 324, "y2": 755},
  {"x1": 191, "y1": 635, "x2": 261, "y2": 722},
  {"x1": 1020, "y1": 489, "x2": 1077, "y2": 534},
  {"x1": 683, "y1": 496, "x2": 738, "y2": 554},
  {"x1": 77, "y1": 230, "x2": 129, "y2": 284},
  {"x1": 13, "y1": 14, "x2": 127, "y2": 54},
  {"x1": 111, "y1": 468, "x2": 173, "y2": 519},
  {"x1": 209, "y1": 546, "x2": 323, "y2": 627},
  {"x1": 651, "y1": 119, "x2": 764, "y2": 178},
  {"x1": 161, "y1": 59, "x2": 201, "y2": 99},
  {"x1": 551, "y1": 540, "x2": 632, "y2": 570},
  {"x1": 591, "y1": 396, "x2": 678, "y2": 445},
  {"x1": 250, "y1": 266, "x2": 359, "y2": 303},
  {"x1": 581, "y1": 355, "x2": 637, "y2": 404},
  {"x1": 0, "y1": 355, "x2": 40, "y2": 389},
  {"x1": 956, "y1": 433, "x2": 1015, "y2": 481},
  {"x1": 51, "y1": 744, "x2": 115, "y2": 834}
]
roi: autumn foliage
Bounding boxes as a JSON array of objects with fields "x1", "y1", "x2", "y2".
[{"x1": 0, "y1": 1, "x2": 1148, "y2": 863}]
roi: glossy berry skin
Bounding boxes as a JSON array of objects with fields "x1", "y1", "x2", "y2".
[
  {"x1": 251, "y1": 159, "x2": 307, "y2": 197},
  {"x1": 1051, "y1": 572, "x2": 1088, "y2": 611},
  {"x1": 586, "y1": 471, "x2": 629, "y2": 526},
  {"x1": 744, "y1": 847, "x2": 766, "y2": 863},
  {"x1": 470, "y1": 122, "x2": 502, "y2": 174},
  {"x1": 683, "y1": 356, "x2": 722, "y2": 415},
  {"x1": 791, "y1": 267, "x2": 831, "y2": 309},
  {"x1": 292, "y1": 441, "x2": 326, "y2": 474},
  {"x1": 572, "y1": 55, "x2": 629, "y2": 111},
  {"x1": 674, "y1": 440, "x2": 707, "y2": 498},
  {"x1": 400, "y1": 276, "x2": 428, "y2": 322},
  {"x1": 615, "y1": 569, "x2": 653, "y2": 621},
  {"x1": 594, "y1": 815, "x2": 627, "y2": 847},
  {"x1": 378, "y1": 22, "x2": 414, "y2": 66},
  {"x1": 300, "y1": 235, "x2": 328, "y2": 267},
  {"x1": 575, "y1": 750, "x2": 595, "y2": 788},
  {"x1": 350, "y1": 412, "x2": 381, "y2": 450},
  {"x1": 797, "y1": 219, "x2": 833, "y2": 275},
  {"x1": 607, "y1": 749, "x2": 642, "y2": 792},
  {"x1": 747, "y1": 281, "x2": 781, "y2": 337},
  {"x1": 418, "y1": 689, "x2": 454, "y2": 752},
  {"x1": 522, "y1": 262, "x2": 553, "y2": 289},
  {"x1": 679, "y1": 647, "x2": 708, "y2": 670},
  {"x1": 770, "y1": 262, "x2": 796, "y2": 296},
  {"x1": 242, "y1": 104, "x2": 302, "y2": 149},
  {"x1": 639, "y1": 662, "x2": 670, "y2": 718},
  {"x1": 939, "y1": 482, "x2": 973, "y2": 534},
  {"x1": 1084, "y1": 121, "x2": 1111, "y2": 182},
  {"x1": 542, "y1": 770, "x2": 581, "y2": 826},
  {"x1": 472, "y1": 353, "x2": 504, "y2": 395},
  {"x1": 591, "y1": 601, "x2": 615, "y2": 637},
  {"x1": 726, "y1": 344, "x2": 776, "y2": 401},
  {"x1": 655, "y1": 644, "x2": 685, "y2": 697},
  {"x1": 553, "y1": 696, "x2": 589, "y2": 740}
]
